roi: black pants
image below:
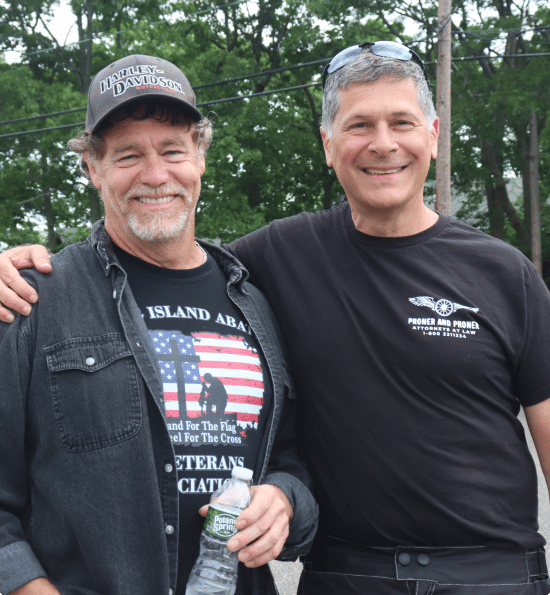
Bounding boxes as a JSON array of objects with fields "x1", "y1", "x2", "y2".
[{"x1": 298, "y1": 535, "x2": 550, "y2": 595}]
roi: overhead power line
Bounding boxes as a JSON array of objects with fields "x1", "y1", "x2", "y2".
[
  {"x1": 0, "y1": 107, "x2": 87, "y2": 127},
  {"x1": 424, "y1": 52, "x2": 550, "y2": 65},
  {"x1": 0, "y1": 82, "x2": 321, "y2": 140},
  {"x1": 2, "y1": 51, "x2": 550, "y2": 140},
  {"x1": 0, "y1": 58, "x2": 330, "y2": 128}
]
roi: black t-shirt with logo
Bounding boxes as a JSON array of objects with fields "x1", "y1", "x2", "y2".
[
  {"x1": 229, "y1": 203, "x2": 550, "y2": 550},
  {"x1": 115, "y1": 247, "x2": 271, "y2": 593}
]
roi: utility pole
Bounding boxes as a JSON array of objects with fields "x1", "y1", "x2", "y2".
[
  {"x1": 529, "y1": 110, "x2": 542, "y2": 276},
  {"x1": 435, "y1": 0, "x2": 452, "y2": 216}
]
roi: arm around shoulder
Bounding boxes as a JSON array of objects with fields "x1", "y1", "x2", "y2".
[{"x1": 0, "y1": 245, "x2": 52, "y2": 322}]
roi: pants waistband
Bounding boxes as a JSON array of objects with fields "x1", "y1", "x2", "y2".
[{"x1": 306, "y1": 535, "x2": 548, "y2": 585}]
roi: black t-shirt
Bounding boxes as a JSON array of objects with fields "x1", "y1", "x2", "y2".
[
  {"x1": 115, "y1": 247, "x2": 271, "y2": 593},
  {"x1": 229, "y1": 203, "x2": 550, "y2": 550}
]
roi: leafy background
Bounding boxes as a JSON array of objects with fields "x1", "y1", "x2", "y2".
[{"x1": 1, "y1": 0, "x2": 549, "y2": 282}]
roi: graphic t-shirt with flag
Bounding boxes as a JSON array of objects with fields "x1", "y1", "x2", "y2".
[{"x1": 115, "y1": 247, "x2": 271, "y2": 593}]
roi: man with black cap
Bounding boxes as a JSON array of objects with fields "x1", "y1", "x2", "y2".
[{"x1": 0, "y1": 55, "x2": 317, "y2": 595}]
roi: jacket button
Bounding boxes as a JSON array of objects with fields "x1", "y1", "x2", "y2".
[
  {"x1": 86, "y1": 357, "x2": 95, "y2": 366},
  {"x1": 418, "y1": 554, "x2": 430, "y2": 566},
  {"x1": 165, "y1": 464, "x2": 173, "y2": 473},
  {"x1": 398, "y1": 553, "x2": 411, "y2": 566},
  {"x1": 165, "y1": 525, "x2": 175, "y2": 535}
]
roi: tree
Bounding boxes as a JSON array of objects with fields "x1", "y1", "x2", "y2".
[
  {"x1": 0, "y1": 0, "x2": 173, "y2": 250},
  {"x1": 1, "y1": 0, "x2": 549, "y2": 283}
]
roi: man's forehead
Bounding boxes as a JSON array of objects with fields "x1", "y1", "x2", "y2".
[
  {"x1": 103, "y1": 118, "x2": 195, "y2": 151},
  {"x1": 340, "y1": 76, "x2": 418, "y2": 99},
  {"x1": 338, "y1": 79, "x2": 425, "y2": 115}
]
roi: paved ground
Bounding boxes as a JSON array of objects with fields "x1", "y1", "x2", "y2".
[{"x1": 270, "y1": 408, "x2": 550, "y2": 595}]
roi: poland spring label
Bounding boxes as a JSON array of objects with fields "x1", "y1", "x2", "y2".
[{"x1": 203, "y1": 505, "x2": 240, "y2": 541}]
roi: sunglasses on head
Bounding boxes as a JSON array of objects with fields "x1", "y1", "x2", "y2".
[{"x1": 322, "y1": 40, "x2": 429, "y2": 89}]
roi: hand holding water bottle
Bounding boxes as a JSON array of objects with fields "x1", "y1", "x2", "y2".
[
  {"x1": 186, "y1": 467, "x2": 293, "y2": 595},
  {"x1": 224, "y1": 482, "x2": 293, "y2": 568},
  {"x1": 199, "y1": 478, "x2": 293, "y2": 568}
]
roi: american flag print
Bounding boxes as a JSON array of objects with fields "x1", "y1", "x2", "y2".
[{"x1": 150, "y1": 330, "x2": 264, "y2": 430}]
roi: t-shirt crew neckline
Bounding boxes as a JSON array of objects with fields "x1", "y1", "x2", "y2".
[
  {"x1": 342, "y1": 201, "x2": 449, "y2": 249},
  {"x1": 114, "y1": 244, "x2": 216, "y2": 281}
]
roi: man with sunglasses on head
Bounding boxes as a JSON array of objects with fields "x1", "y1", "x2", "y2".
[{"x1": 2, "y1": 40, "x2": 550, "y2": 595}]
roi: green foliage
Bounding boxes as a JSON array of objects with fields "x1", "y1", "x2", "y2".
[{"x1": 0, "y1": 0, "x2": 549, "y2": 279}]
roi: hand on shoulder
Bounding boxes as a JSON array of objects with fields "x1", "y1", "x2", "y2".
[{"x1": 0, "y1": 244, "x2": 52, "y2": 322}]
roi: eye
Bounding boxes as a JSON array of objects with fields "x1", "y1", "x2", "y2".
[
  {"x1": 117, "y1": 154, "x2": 137, "y2": 162},
  {"x1": 164, "y1": 149, "x2": 187, "y2": 160}
]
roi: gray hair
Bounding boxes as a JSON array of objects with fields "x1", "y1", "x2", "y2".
[
  {"x1": 321, "y1": 50, "x2": 436, "y2": 137},
  {"x1": 68, "y1": 100, "x2": 214, "y2": 181}
]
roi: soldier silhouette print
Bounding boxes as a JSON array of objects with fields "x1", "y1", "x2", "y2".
[{"x1": 203, "y1": 373, "x2": 228, "y2": 417}]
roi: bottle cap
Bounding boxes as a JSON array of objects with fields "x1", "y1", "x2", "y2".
[{"x1": 231, "y1": 466, "x2": 253, "y2": 481}]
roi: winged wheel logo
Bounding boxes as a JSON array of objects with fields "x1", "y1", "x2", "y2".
[{"x1": 409, "y1": 296, "x2": 479, "y2": 317}]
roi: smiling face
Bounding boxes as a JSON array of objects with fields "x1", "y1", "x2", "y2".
[
  {"x1": 321, "y1": 76, "x2": 439, "y2": 235},
  {"x1": 86, "y1": 115, "x2": 205, "y2": 253}
]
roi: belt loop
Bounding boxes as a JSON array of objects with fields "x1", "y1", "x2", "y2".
[{"x1": 527, "y1": 548, "x2": 549, "y2": 580}]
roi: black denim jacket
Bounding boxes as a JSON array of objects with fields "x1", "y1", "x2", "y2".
[{"x1": 0, "y1": 221, "x2": 317, "y2": 595}]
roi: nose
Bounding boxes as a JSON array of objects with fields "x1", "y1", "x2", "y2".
[
  {"x1": 139, "y1": 154, "x2": 171, "y2": 186},
  {"x1": 368, "y1": 124, "x2": 398, "y2": 156}
]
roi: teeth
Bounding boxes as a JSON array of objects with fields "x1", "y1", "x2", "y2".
[
  {"x1": 364, "y1": 167, "x2": 404, "y2": 174},
  {"x1": 138, "y1": 196, "x2": 175, "y2": 205}
]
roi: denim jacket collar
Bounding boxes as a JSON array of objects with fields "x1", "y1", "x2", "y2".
[{"x1": 88, "y1": 220, "x2": 249, "y2": 289}]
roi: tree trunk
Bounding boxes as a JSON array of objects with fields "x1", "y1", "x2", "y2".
[
  {"x1": 435, "y1": 0, "x2": 452, "y2": 215},
  {"x1": 484, "y1": 182, "x2": 505, "y2": 240},
  {"x1": 480, "y1": 138, "x2": 529, "y2": 249},
  {"x1": 41, "y1": 150, "x2": 57, "y2": 251}
]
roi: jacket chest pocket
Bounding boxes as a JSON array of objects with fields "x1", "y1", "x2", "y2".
[{"x1": 45, "y1": 334, "x2": 142, "y2": 452}]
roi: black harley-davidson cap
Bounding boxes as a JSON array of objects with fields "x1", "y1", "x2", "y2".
[{"x1": 85, "y1": 54, "x2": 202, "y2": 133}]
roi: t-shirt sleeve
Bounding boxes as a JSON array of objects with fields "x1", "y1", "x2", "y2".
[
  {"x1": 226, "y1": 226, "x2": 270, "y2": 290},
  {"x1": 515, "y1": 266, "x2": 550, "y2": 408}
]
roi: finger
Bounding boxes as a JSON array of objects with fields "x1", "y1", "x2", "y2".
[
  {"x1": 0, "y1": 263, "x2": 37, "y2": 315},
  {"x1": 0, "y1": 304, "x2": 15, "y2": 323},
  {"x1": 228, "y1": 497, "x2": 287, "y2": 553},
  {"x1": 8, "y1": 245, "x2": 52, "y2": 273},
  {"x1": 234, "y1": 485, "x2": 281, "y2": 531},
  {"x1": 198, "y1": 504, "x2": 209, "y2": 518},
  {"x1": 242, "y1": 534, "x2": 287, "y2": 567},
  {"x1": 29, "y1": 246, "x2": 53, "y2": 273},
  {"x1": 0, "y1": 246, "x2": 52, "y2": 317},
  {"x1": 238, "y1": 521, "x2": 289, "y2": 567}
]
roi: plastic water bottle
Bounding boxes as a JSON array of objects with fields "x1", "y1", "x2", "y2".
[{"x1": 186, "y1": 466, "x2": 253, "y2": 595}]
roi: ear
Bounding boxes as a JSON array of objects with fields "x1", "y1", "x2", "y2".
[
  {"x1": 84, "y1": 153, "x2": 102, "y2": 190},
  {"x1": 320, "y1": 127, "x2": 334, "y2": 168},
  {"x1": 197, "y1": 152, "x2": 206, "y2": 177},
  {"x1": 430, "y1": 118, "x2": 439, "y2": 160}
]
